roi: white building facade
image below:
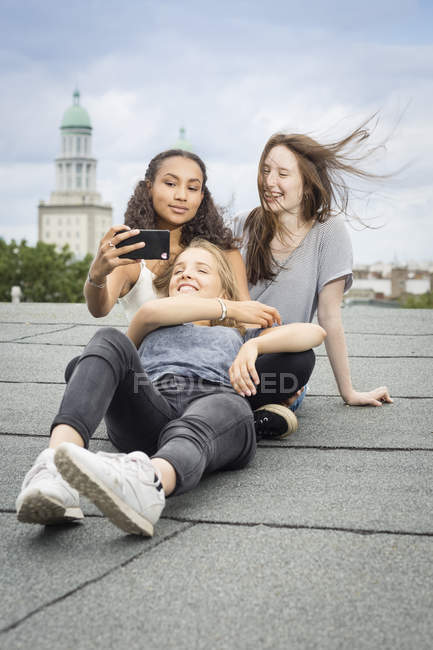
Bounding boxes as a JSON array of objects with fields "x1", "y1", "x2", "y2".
[{"x1": 38, "y1": 90, "x2": 112, "y2": 257}]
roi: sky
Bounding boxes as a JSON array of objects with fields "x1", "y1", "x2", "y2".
[{"x1": 1, "y1": 0, "x2": 432, "y2": 264}]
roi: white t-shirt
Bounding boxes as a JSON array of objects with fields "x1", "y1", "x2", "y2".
[{"x1": 230, "y1": 211, "x2": 353, "y2": 324}]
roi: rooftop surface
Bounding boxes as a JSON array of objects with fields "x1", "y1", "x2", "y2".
[{"x1": 1, "y1": 303, "x2": 432, "y2": 649}]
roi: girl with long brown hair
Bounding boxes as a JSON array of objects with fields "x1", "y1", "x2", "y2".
[{"x1": 231, "y1": 123, "x2": 393, "y2": 422}]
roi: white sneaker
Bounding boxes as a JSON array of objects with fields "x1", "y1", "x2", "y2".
[
  {"x1": 54, "y1": 443, "x2": 165, "y2": 537},
  {"x1": 16, "y1": 448, "x2": 84, "y2": 525}
]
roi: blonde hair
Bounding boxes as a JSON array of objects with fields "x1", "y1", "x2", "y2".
[{"x1": 153, "y1": 238, "x2": 245, "y2": 333}]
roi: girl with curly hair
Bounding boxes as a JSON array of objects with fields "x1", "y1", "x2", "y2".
[{"x1": 85, "y1": 149, "x2": 249, "y2": 321}]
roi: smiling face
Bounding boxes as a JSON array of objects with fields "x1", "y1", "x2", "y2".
[
  {"x1": 168, "y1": 247, "x2": 224, "y2": 299},
  {"x1": 149, "y1": 156, "x2": 204, "y2": 230},
  {"x1": 261, "y1": 145, "x2": 304, "y2": 217}
]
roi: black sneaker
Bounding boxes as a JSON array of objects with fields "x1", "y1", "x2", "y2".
[{"x1": 254, "y1": 404, "x2": 298, "y2": 440}]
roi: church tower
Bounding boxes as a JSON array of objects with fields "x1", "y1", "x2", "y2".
[
  {"x1": 174, "y1": 127, "x2": 193, "y2": 151},
  {"x1": 38, "y1": 90, "x2": 112, "y2": 257}
]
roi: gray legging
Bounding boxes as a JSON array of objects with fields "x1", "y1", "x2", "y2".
[{"x1": 51, "y1": 328, "x2": 256, "y2": 495}]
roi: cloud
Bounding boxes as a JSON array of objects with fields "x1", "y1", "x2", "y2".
[{"x1": 1, "y1": 0, "x2": 432, "y2": 264}]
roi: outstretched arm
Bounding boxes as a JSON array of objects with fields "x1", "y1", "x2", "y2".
[
  {"x1": 317, "y1": 278, "x2": 392, "y2": 406},
  {"x1": 127, "y1": 296, "x2": 282, "y2": 348},
  {"x1": 229, "y1": 323, "x2": 326, "y2": 396},
  {"x1": 256, "y1": 322, "x2": 326, "y2": 354}
]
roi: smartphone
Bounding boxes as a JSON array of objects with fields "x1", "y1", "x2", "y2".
[{"x1": 116, "y1": 229, "x2": 170, "y2": 260}]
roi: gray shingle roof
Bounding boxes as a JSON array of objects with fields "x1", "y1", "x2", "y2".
[{"x1": 1, "y1": 303, "x2": 433, "y2": 649}]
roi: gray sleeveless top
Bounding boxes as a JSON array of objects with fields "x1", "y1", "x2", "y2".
[
  {"x1": 139, "y1": 323, "x2": 261, "y2": 386},
  {"x1": 229, "y1": 211, "x2": 353, "y2": 324}
]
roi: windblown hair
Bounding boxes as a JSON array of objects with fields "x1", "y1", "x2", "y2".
[
  {"x1": 124, "y1": 149, "x2": 235, "y2": 250},
  {"x1": 153, "y1": 238, "x2": 245, "y2": 334},
  {"x1": 245, "y1": 118, "x2": 384, "y2": 284}
]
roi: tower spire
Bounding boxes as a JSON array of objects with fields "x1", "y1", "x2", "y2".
[{"x1": 174, "y1": 126, "x2": 193, "y2": 151}]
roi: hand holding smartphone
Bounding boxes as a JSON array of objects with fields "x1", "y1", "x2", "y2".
[{"x1": 115, "y1": 229, "x2": 170, "y2": 260}]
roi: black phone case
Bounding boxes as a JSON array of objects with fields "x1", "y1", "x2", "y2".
[{"x1": 116, "y1": 230, "x2": 170, "y2": 260}]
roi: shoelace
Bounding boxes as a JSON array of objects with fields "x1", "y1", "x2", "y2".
[
  {"x1": 254, "y1": 413, "x2": 270, "y2": 433},
  {"x1": 23, "y1": 457, "x2": 58, "y2": 487},
  {"x1": 96, "y1": 451, "x2": 161, "y2": 489}
]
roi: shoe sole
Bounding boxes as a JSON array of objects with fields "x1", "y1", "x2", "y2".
[
  {"x1": 16, "y1": 490, "x2": 84, "y2": 525},
  {"x1": 256, "y1": 403, "x2": 298, "y2": 439},
  {"x1": 54, "y1": 446, "x2": 154, "y2": 537}
]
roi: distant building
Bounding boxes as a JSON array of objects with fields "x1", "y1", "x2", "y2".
[
  {"x1": 369, "y1": 262, "x2": 392, "y2": 278},
  {"x1": 351, "y1": 276, "x2": 430, "y2": 299},
  {"x1": 391, "y1": 267, "x2": 408, "y2": 299},
  {"x1": 174, "y1": 127, "x2": 193, "y2": 151},
  {"x1": 38, "y1": 90, "x2": 112, "y2": 257},
  {"x1": 351, "y1": 261, "x2": 432, "y2": 301},
  {"x1": 353, "y1": 265, "x2": 369, "y2": 279}
]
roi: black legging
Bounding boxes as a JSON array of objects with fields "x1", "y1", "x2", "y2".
[
  {"x1": 52, "y1": 330, "x2": 314, "y2": 494},
  {"x1": 52, "y1": 328, "x2": 256, "y2": 495},
  {"x1": 247, "y1": 349, "x2": 315, "y2": 410}
]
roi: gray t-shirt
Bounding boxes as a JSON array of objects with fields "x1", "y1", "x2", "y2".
[
  {"x1": 139, "y1": 323, "x2": 261, "y2": 386},
  {"x1": 230, "y1": 211, "x2": 353, "y2": 324}
]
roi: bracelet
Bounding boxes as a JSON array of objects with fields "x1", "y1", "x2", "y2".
[
  {"x1": 216, "y1": 297, "x2": 227, "y2": 321},
  {"x1": 87, "y1": 273, "x2": 106, "y2": 289}
]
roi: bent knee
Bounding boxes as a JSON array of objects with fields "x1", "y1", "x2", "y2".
[
  {"x1": 81, "y1": 326, "x2": 136, "y2": 368},
  {"x1": 88, "y1": 326, "x2": 134, "y2": 353},
  {"x1": 64, "y1": 355, "x2": 80, "y2": 382},
  {"x1": 90, "y1": 326, "x2": 127, "y2": 344}
]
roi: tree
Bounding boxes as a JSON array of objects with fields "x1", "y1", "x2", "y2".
[
  {"x1": 0, "y1": 238, "x2": 93, "y2": 303},
  {"x1": 400, "y1": 292, "x2": 433, "y2": 309}
]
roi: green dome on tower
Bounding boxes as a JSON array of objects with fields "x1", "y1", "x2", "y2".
[
  {"x1": 174, "y1": 127, "x2": 192, "y2": 151},
  {"x1": 61, "y1": 90, "x2": 92, "y2": 130}
]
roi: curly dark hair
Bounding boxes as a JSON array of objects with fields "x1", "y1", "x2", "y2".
[{"x1": 124, "y1": 149, "x2": 236, "y2": 250}]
